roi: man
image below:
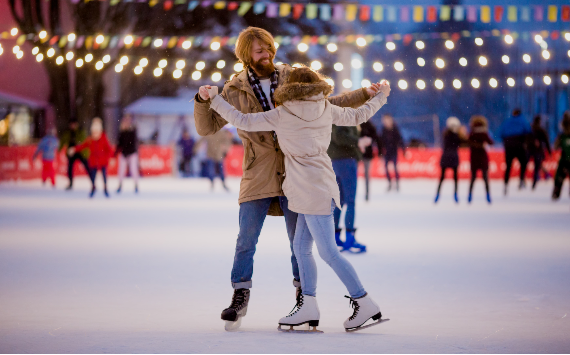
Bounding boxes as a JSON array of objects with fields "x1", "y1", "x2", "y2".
[
  {"x1": 500, "y1": 109, "x2": 531, "y2": 195},
  {"x1": 59, "y1": 120, "x2": 89, "y2": 190},
  {"x1": 529, "y1": 115, "x2": 552, "y2": 189},
  {"x1": 194, "y1": 26, "x2": 383, "y2": 329}
]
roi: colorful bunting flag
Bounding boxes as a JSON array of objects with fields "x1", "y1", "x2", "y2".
[
  {"x1": 440, "y1": 5, "x2": 450, "y2": 21},
  {"x1": 373, "y1": 6, "x2": 383, "y2": 22},
  {"x1": 292, "y1": 4, "x2": 303, "y2": 19},
  {"x1": 507, "y1": 6, "x2": 517, "y2": 22},
  {"x1": 227, "y1": 2, "x2": 238, "y2": 11},
  {"x1": 266, "y1": 3, "x2": 277, "y2": 18},
  {"x1": 562, "y1": 5, "x2": 570, "y2": 22},
  {"x1": 188, "y1": 1, "x2": 199, "y2": 11},
  {"x1": 279, "y1": 3, "x2": 291, "y2": 17},
  {"x1": 427, "y1": 6, "x2": 437, "y2": 23},
  {"x1": 480, "y1": 6, "x2": 491, "y2": 23},
  {"x1": 521, "y1": 6, "x2": 530, "y2": 21},
  {"x1": 320, "y1": 4, "x2": 331, "y2": 21},
  {"x1": 360, "y1": 5, "x2": 370, "y2": 22},
  {"x1": 237, "y1": 2, "x2": 251, "y2": 16},
  {"x1": 213, "y1": 1, "x2": 225, "y2": 10},
  {"x1": 494, "y1": 6, "x2": 503, "y2": 22},
  {"x1": 453, "y1": 6, "x2": 464, "y2": 21},
  {"x1": 387, "y1": 6, "x2": 397, "y2": 22},
  {"x1": 306, "y1": 4, "x2": 317, "y2": 20},
  {"x1": 400, "y1": 6, "x2": 409, "y2": 22},
  {"x1": 333, "y1": 4, "x2": 344, "y2": 21},
  {"x1": 467, "y1": 6, "x2": 477, "y2": 22},
  {"x1": 534, "y1": 6, "x2": 543, "y2": 21},
  {"x1": 252, "y1": 2, "x2": 264, "y2": 15},
  {"x1": 346, "y1": 4, "x2": 357, "y2": 22},
  {"x1": 413, "y1": 6, "x2": 424, "y2": 23},
  {"x1": 548, "y1": 5, "x2": 557, "y2": 22}
]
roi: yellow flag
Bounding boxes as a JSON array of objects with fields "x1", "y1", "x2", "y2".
[
  {"x1": 548, "y1": 5, "x2": 557, "y2": 22},
  {"x1": 346, "y1": 4, "x2": 357, "y2": 21},
  {"x1": 507, "y1": 6, "x2": 517, "y2": 22},
  {"x1": 413, "y1": 6, "x2": 424, "y2": 22},
  {"x1": 214, "y1": 1, "x2": 226, "y2": 10},
  {"x1": 373, "y1": 5, "x2": 383, "y2": 22},
  {"x1": 279, "y1": 3, "x2": 291, "y2": 17},
  {"x1": 480, "y1": 6, "x2": 491, "y2": 23}
]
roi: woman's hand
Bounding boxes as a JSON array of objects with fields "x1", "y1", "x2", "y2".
[
  {"x1": 199, "y1": 85, "x2": 212, "y2": 101},
  {"x1": 378, "y1": 80, "x2": 391, "y2": 97}
]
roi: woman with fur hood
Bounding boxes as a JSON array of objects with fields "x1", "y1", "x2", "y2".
[
  {"x1": 207, "y1": 67, "x2": 390, "y2": 332},
  {"x1": 468, "y1": 115, "x2": 494, "y2": 204}
]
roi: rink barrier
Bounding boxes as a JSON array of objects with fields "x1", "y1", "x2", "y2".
[{"x1": 0, "y1": 145, "x2": 172, "y2": 180}]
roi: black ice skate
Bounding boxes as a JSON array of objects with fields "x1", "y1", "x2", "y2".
[{"x1": 221, "y1": 288, "x2": 250, "y2": 331}]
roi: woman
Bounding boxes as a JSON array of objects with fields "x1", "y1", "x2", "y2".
[
  {"x1": 468, "y1": 115, "x2": 493, "y2": 204},
  {"x1": 116, "y1": 114, "x2": 139, "y2": 193},
  {"x1": 359, "y1": 120, "x2": 381, "y2": 201},
  {"x1": 74, "y1": 118, "x2": 113, "y2": 198},
  {"x1": 435, "y1": 117, "x2": 464, "y2": 203},
  {"x1": 206, "y1": 67, "x2": 390, "y2": 332},
  {"x1": 379, "y1": 115, "x2": 405, "y2": 191}
]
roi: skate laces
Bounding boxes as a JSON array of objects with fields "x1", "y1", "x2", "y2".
[
  {"x1": 229, "y1": 289, "x2": 247, "y2": 310},
  {"x1": 345, "y1": 296, "x2": 360, "y2": 320},
  {"x1": 287, "y1": 292, "x2": 304, "y2": 317}
]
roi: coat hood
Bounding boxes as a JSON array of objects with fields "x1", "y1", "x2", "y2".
[{"x1": 274, "y1": 80, "x2": 333, "y2": 104}]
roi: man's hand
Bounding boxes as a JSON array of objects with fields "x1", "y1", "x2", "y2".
[
  {"x1": 365, "y1": 82, "x2": 382, "y2": 98},
  {"x1": 378, "y1": 80, "x2": 391, "y2": 97},
  {"x1": 207, "y1": 86, "x2": 219, "y2": 99},
  {"x1": 199, "y1": 85, "x2": 212, "y2": 101}
]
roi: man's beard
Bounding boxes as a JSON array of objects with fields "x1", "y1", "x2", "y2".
[{"x1": 251, "y1": 57, "x2": 275, "y2": 77}]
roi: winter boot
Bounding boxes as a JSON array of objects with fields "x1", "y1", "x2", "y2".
[
  {"x1": 335, "y1": 229, "x2": 344, "y2": 247},
  {"x1": 342, "y1": 229, "x2": 366, "y2": 253},
  {"x1": 104, "y1": 187, "x2": 109, "y2": 198},
  {"x1": 434, "y1": 193, "x2": 440, "y2": 203},
  {"x1": 343, "y1": 294, "x2": 383, "y2": 331},
  {"x1": 135, "y1": 184, "x2": 139, "y2": 193},
  {"x1": 117, "y1": 184, "x2": 122, "y2": 193},
  {"x1": 468, "y1": 193, "x2": 472, "y2": 204},
  {"x1": 486, "y1": 192, "x2": 492, "y2": 204},
  {"x1": 221, "y1": 288, "x2": 250, "y2": 322},
  {"x1": 454, "y1": 192, "x2": 459, "y2": 203},
  {"x1": 278, "y1": 294, "x2": 320, "y2": 328},
  {"x1": 89, "y1": 187, "x2": 96, "y2": 198}
]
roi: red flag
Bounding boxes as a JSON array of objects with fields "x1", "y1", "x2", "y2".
[
  {"x1": 562, "y1": 5, "x2": 570, "y2": 21},
  {"x1": 427, "y1": 6, "x2": 437, "y2": 22},
  {"x1": 359, "y1": 5, "x2": 370, "y2": 21},
  {"x1": 164, "y1": 0, "x2": 173, "y2": 11},
  {"x1": 403, "y1": 34, "x2": 413, "y2": 45},
  {"x1": 451, "y1": 32, "x2": 461, "y2": 41},
  {"x1": 293, "y1": 4, "x2": 304, "y2": 19},
  {"x1": 49, "y1": 36, "x2": 59, "y2": 45},
  {"x1": 310, "y1": 36, "x2": 318, "y2": 45},
  {"x1": 494, "y1": 6, "x2": 504, "y2": 22},
  {"x1": 134, "y1": 37, "x2": 143, "y2": 47},
  {"x1": 551, "y1": 31, "x2": 560, "y2": 39},
  {"x1": 228, "y1": 2, "x2": 238, "y2": 11}
]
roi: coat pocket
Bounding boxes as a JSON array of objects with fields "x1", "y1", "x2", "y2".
[{"x1": 242, "y1": 140, "x2": 256, "y2": 173}]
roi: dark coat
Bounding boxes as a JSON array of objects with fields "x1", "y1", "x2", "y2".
[
  {"x1": 529, "y1": 124, "x2": 551, "y2": 159},
  {"x1": 116, "y1": 128, "x2": 138, "y2": 157},
  {"x1": 359, "y1": 121, "x2": 381, "y2": 160},
  {"x1": 469, "y1": 129, "x2": 493, "y2": 171},
  {"x1": 328, "y1": 125, "x2": 361, "y2": 161},
  {"x1": 379, "y1": 126, "x2": 404, "y2": 160},
  {"x1": 440, "y1": 129, "x2": 461, "y2": 168}
]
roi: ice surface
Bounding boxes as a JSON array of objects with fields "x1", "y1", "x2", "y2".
[{"x1": 1, "y1": 176, "x2": 569, "y2": 353}]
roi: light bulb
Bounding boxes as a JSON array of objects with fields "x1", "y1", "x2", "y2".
[
  {"x1": 507, "y1": 78, "x2": 515, "y2": 87},
  {"x1": 334, "y1": 62, "x2": 343, "y2": 71},
  {"x1": 192, "y1": 71, "x2": 201, "y2": 80},
  {"x1": 373, "y1": 62, "x2": 383, "y2": 72},
  {"x1": 398, "y1": 80, "x2": 408, "y2": 90},
  {"x1": 417, "y1": 58, "x2": 425, "y2": 67},
  {"x1": 154, "y1": 68, "x2": 162, "y2": 77},
  {"x1": 173, "y1": 69, "x2": 182, "y2": 79},
  {"x1": 311, "y1": 61, "x2": 322, "y2": 70},
  {"x1": 415, "y1": 41, "x2": 425, "y2": 49},
  {"x1": 416, "y1": 80, "x2": 426, "y2": 90},
  {"x1": 158, "y1": 59, "x2": 167, "y2": 68},
  {"x1": 216, "y1": 60, "x2": 225, "y2": 69},
  {"x1": 139, "y1": 58, "x2": 148, "y2": 67},
  {"x1": 297, "y1": 43, "x2": 308, "y2": 52},
  {"x1": 471, "y1": 78, "x2": 480, "y2": 88},
  {"x1": 115, "y1": 64, "x2": 123, "y2": 73},
  {"x1": 394, "y1": 62, "x2": 404, "y2": 71},
  {"x1": 124, "y1": 35, "x2": 133, "y2": 45},
  {"x1": 453, "y1": 79, "x2": 461, "y2": 89},
  {"x1": 234, "y1": 62, "x2": 243, "y2": 72},
  {"x1": 435, "y1": 58, "x2": 445, "y2": 69},
  {"x1": 85, "y1": 53, "x2": 93, "y2": 62},
  {"x1": 342, "y1": 79, "x2": 352, "y2": 89},
  {"x1": 504, "y1": 34, "x2": 513, "y2": 44},
  {"x1": 459, "y1": 57, "x2": 467, "y2": 66},
  {"x1": 210, "y1": 42, "x2": 220, "y2": 51},
  {"x1": 489, "y1": 78, "x2": 498, "y2": 88},
  {"x1": 212, "y1": 72, "x2": 222, "y2": 82},
  {"x1": 475, "y1": 38, "x2": 483, "y2": 46},
  {"x1": 177, "y1": 60, "x2": 186, "y2": 69},
  {"x1": 435, "y1": 79, "x2": 444, "y2": 90},
  {"x1": 182, "y1": 40, "x2": 192, "y2": 50},
  {"x1": 327, "y1": 43, "x2": 337, "y2": 52},
  {"x1": 502, "y1": 55, "x2": 510, "y2": 64},
  {"x1": 445, "y1": 40, "x2": 454, "y2": 49},
  {"x1": 134, "y1": 66, "x2": 143, "y2": 75},
  {"x1": 386, "y1": 42, "x2": 396, "y2": 51}
]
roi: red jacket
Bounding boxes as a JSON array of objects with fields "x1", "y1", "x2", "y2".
[{"x1": 76, "y1": 133, "x2": 113, "y2": 168}]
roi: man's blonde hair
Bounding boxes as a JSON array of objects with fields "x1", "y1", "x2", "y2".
[{"x1": 235, "y1": 27, "x2": 276, "y2": 67}]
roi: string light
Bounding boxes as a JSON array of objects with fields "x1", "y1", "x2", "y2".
[
  {"x1": 445, "y1": 40, "x2": 454, "y2": 49},
  {"x1": 351, "y1": 59, "x2": 362, "y2": 69},
  {"x1": 489, "y1": 78, "x2": 498, "y2": 88},
  {"x1": 565, "y1": 33, "x2": 570, "y2": 41},
  {"x1": 361, "y1": 79, "x2": 371, "y2": 87},
  {"x1": 342, "y1": 79, "x2": 352, "y2": 89},
  {"x1": 32, "y1": 47, "x2": 39, "y2": 55},
  {"x1": 542, "y1": 50, "x2": 550, "y2": 60},
  {"x1": 115, "y1": 64, "x2": 123, "y2": 73},
  {"x1": 415, "y1": 41, "x2": 425, "y2": 50},
  {"x1": 134, "y1": 66, "x2": 143, "y2": 75},
  {"x1": 102, "y1": 54, "x2": 110, "y2": 63},
  {"x1": 373, "y1": 62, "x2": 383, "y2": 72},
  {"x1": 534, "y1": 34, "x2": 543, "y2": 44},
  {"x1": 158, "y1": 59, "x2": 167, "y2": 68},
  {"x1": 435, "y1": 79, "x2": 444, "y2": 89},
  {"x1": 525, "y1": 77, "x2": 533, "y2": 86},
  {"x1": 216, "y1": 60, "x2": 225, "y2": 69},
  {"x1": 230, "y1": 74, "x2": 236, "y2": 81},
  {"x1": 471, "y1": 78, "x2": 480, "y2": 88},
  {"x1": 177, "y1": 60, "x2": 187, "y2": 69},
  {"x1": 504, "y1": 34, "x2": 513, "y2": 44},
  {"x1": 210, "y1": 41, "x2": 221, "y2": 50},
  {"x1": 297, "y1": 43, "x2": 308, "y2": 52},
  {"x1": 95, "y1": 35, "x2": 104, "y2": 44},
  {"x1": 154, "y1": 39, "x2": 163, "y2": 47},
  {"x1": 562, "y1": 75, "x2": 569, "y2": 84},
  {"x1": 39, "y1": 30, "x2": 47, "y2": 39},
  {"x1": 120, "y1": 56, "x2": 129, "y2": 65},
  {"x1": 292, "y1": 63, "x2": 302, "y2": 68},
  {"x1": 196, "y1": 61, "x2": 206, "y2": 70},
  {"x1": 95, "y1": 61, "x2": 103, "y2": 70},
  {"x1": 0, "y1": 46, "x2": 3, "y2": 56},
  {"x1": 507, "y1": 77, "x2": 515, "y2": 87},
  {"x1": 85, "y1": 53, "x2": 93, "y2": 62},
  {"x1": 124, "y1": 35, "x2": 133, "y2": 45},
  {"x1": 398, "y1": 80, "x2": 408, "y2": 90},
  {"x1": 356, "y1": 37, "x2": 367, "y2": 47},
  {"x1": 11, "y1": 28, "x2": 18, "y2": 36},
  {"x1": 311, "y1": 60, "x2": 322, "y2": 70},
  {"x1": 417, "y1": 58, "x2": 425, "y2": 67},
  {"x1": 568, "y1": 50, "x2": 570, "y2": 58},
  {"x1": 475, "y1": 38, "x2": 483, "y2": 46},
  {"x1": 140, "y1": 58, "x2": 148, "y2": 67},
  {"x1": 234, "y1": 62, "x2": 243, "y2": 72},
  {"x1": 56, "y1": 56, "x2": 64, "y2": 65},
  {"x1": 416, "y1": 79, "x2": 426, "y2": 90},
  {"x1": 334, "y1": 62, "x2": 343, "y2": 71},
  {"x1": 16, "y1": 51, "x2": 23, "y2": 59},
  {"x1": 76, "y1": 58, "x2": 83, "y2": 67},
  {"x1": 36, "y1": 53, "x2": 44, "y2": 62},
  {"x1": 274, "y1": 42, "x2": 279, "y2": 49},
  {"x1": 212, "y1": 72, "x2": 222, "y2": 82},
  {"x1": 523, "y1": 54, "x2": 531, "y2": 63},
  {"x1": 325, "y1": 78, "x2": 334, "y2": 87},
  {"x1": 453, "y1": 79, "x2": 461, "y2": 89},
  {"x1": 386, "y1": 42, "x2": 396, "y2": 51},
  {"x1": 327, "y1": 43, "x2": 338, "y2": 52},
  {"x1": 66, "y1": 52, "x2": 74, "y2": 60},
  {"x1": 502, "y1": 55, "x2": 510, "y2": 64},
  {"x1": 173, "y1": 69, "x2": 182, "y2": 79},
  {"x1": 192, "y1": 71, "x2": 201, "y2": 80},
  {"x1": 543, "y1": 76, "x2": 551, "y2": 85},
  {"x1": 394, "y1": 61, "x2": 404, "y2": 71},
  {"x1": 12, "y1": 46, "x2": 20, "y2": 54},
  {"x1": 435, "y1": 58, "x2": 444, "y2": 69},
  {"x1": 153, "y1": 68, "x2": 162, "y2": 77},
  {"x1": 68, "y1": 33, "x2": 75, "y2": 41},
  {"x1": 479, "y1": 56, "x2": 488, "y2": 66},
  {"x1": 459, "y1": 57, "x2": 467, "y2": 66},
  {"x1": 182, "y1": 40, "x2": 192, "y2": 49}
]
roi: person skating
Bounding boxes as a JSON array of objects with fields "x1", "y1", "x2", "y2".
[
  {"x1": 552, "y1": 112, "x2": 570, "y2": 200},
  {"x1": 33, "y1": 127, "x2": 59, "y2": 188},
  {"x1": 529, "y1": 115, "x2": 552, "y2": 190},
  {"x1": 467, "y1": 115, "x2": 493, "y2": 204},
  {"x1": 435, "y1": 117, "x2": 464, "y2": 203},
  {"x1": 500, "y1": 109, "x2": 531, "y2": 195},
  {"x1": 207, "y1": 67, "x2": 390, "y2": 332},
  {"x1": 72, "y1": 118, "x2": 113, "y2": 198},
  {"x1": 115, "y1": 114, "x2": 139, "y2": 193},
  {"x1": 358, "y1": 120, "x2": 381, "y2": 201},
  {"x1": 177, "y1": 129, "x2": 195, "y2": 177},
  {"x1": 194, "y1": 27, "x2": 383, "y2": 330},
  {"x1": 59, "y1": 120, "x2": 89, "y2": 190},
  {"x1": 379, "y1": 114, "x2": 405, "y2": 192},
  {"x1": 196, "y1": 128, "x2": 233, "y2": 191}
]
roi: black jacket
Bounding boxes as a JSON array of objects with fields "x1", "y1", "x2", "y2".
[
  {"x1": 328, "y1": 125, "x2": 361, "y2": 161},
  {"x1": 116, "y1": 128, "x2": 138, "y2": 157},
  {"x1": 529, "y1": 124, "x2": 551, "y2": 158},
  {"x1": 380, "y1": 126, "x2": 405, "y2": 159},
  {"x1": 440, "y1": 129, "x2": 461, "y2": 168},
  {"x1": 359, "y1": 121, "x2": 381, "y2": 160}
]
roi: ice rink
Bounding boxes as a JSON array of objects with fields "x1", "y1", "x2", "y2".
[{"x1": 1, "y1": 176, "x2": 569, "y2": 353}]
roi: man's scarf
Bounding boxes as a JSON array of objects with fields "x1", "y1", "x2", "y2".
[{"x1": 247, "y1": 66, "x2": 279, "y2": 112}]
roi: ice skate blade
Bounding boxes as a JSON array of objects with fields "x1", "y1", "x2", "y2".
[
  {"x1": 224, "y1": 317, "x2": 242, "y2": 331},
  {"x1": 345, "y1": 318, "x2": 390, "y2": 332},
  {"x1": 278, "y1": 324, "x2": 323, "y2": 333}
]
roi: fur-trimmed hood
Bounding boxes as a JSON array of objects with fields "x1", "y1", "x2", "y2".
[{"x1": 274, "y1": 81, "x2": 333, "y2": 104}]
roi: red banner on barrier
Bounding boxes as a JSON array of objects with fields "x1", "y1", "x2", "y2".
[{"x1": 0, "y1": 145, "x2": 172, "y2": 181}]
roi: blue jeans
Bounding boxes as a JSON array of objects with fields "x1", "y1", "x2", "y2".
[
  {"x1": 332, "y1": 158, "x2": 357, "y2": 231},
  {"x1": 385, "y1": 155, "x2": 400, "y2": 182},
  {"x1": 206, "y1": 159, "x2": 225, "y2": 182},
  {"x1": 231, "y1": 196, "x2": 300, "y2": 289},
  {"x1": 294, "y1": 201, "x2": 366, "y2": 298}
]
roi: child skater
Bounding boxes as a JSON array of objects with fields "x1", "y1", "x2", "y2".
[
  {"x1": 435, "y1": 117, "x2": 464, "y2": 203},
  {"x1": 467, "y1": 115, "x2": 493, "y2": 204},
  {"x1": 73, "y1": 117, "x2": 113, "y2": 198},
  {"x1": 205, "y1": 67, "x2": 390, "y2": 332},
  {"x1": 33, "y1": 127, "x2": 59, "y2": 187},
  {"x1": 552, "y1": 112, "x2": 570, "y2": 200}
]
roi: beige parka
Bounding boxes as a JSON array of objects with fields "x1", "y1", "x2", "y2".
[{"x1": 210, "y1": 80, "x2": 388, "y2": 215}]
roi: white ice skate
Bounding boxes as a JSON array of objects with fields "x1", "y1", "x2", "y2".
[
  {"x1": 278, "y1": 294, "x2": 322, "y2": 333},
  {"x1": 343, "y1": 294, "x2": 390, "y2": 332}
]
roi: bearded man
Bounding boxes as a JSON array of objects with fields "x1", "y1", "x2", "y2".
[{"x1": 194, "y1": 26, "x2": 383, "y2": 330}]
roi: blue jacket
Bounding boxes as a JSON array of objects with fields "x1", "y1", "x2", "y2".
[
  {"x1": 33, "y1": 135, "x2": 59, "y2": 161},
  {"x1": 499, "y1": 115, "x2": 531, "y2": 140}
]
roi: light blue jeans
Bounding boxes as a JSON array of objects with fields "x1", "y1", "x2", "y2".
[{"x1": 294, "y1": 201, "x2": 367, "y2": 299}]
